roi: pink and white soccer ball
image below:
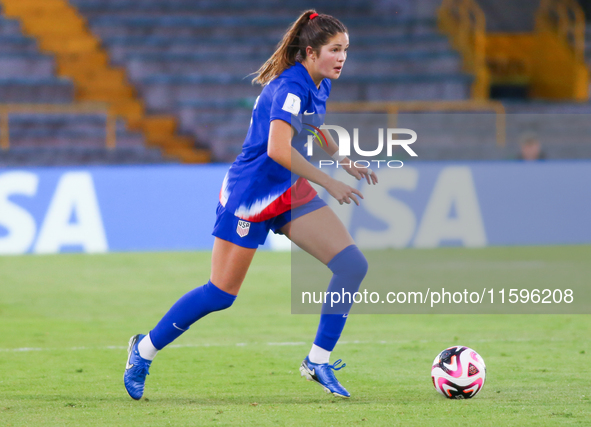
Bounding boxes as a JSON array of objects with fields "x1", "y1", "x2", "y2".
[{"x1": 431, "y1": 346, "x2": 486, "y2": 399}]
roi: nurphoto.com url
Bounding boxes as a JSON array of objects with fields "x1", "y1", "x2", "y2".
[{"x1": 301, "y1": 288, "x2": 574, "y2": 308}]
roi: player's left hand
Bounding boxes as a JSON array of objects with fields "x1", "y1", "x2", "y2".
[{"x1": 343, "y1": 162, "x2": 378, "y2": 185}]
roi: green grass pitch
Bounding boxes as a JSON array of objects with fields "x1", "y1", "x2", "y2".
[{"x1": 0, "y1": 246, "x2": 590, "y2": 426}]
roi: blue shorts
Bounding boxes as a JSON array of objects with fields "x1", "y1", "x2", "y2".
[{"x1": 212, "y1": 195, "x2": 327, "y2": 249}]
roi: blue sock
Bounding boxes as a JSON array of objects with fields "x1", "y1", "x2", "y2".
[
  {"x1": 149, "y1": 281, "x2": 236, "y2": 350},
  {"x1": 313, "y1": 245, "x2": 368, "y2": 353}
]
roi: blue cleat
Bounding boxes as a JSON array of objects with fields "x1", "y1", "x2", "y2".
[
  {"x1": 299, "y1": 356, "x2": 350, "y2": 398},
  {"x1": 124, "y1": 334, "x2": 152, "y2": 400}
]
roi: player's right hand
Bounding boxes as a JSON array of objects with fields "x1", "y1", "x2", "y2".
[{"x1": 325, "y1": 178, "x2": 364, "y2": 206}]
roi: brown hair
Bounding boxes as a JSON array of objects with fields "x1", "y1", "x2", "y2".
[{"x1": 252, "y1": 10, "x2": 348, "y2": 85}]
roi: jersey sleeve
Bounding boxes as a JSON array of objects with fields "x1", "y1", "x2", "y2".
[{"x1": 269, "y1": 80, "x2": 308, "y2": 134}]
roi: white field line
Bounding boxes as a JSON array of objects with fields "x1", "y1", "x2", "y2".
[{"x1": 0, "y1": 337, "x2": 573, "y2": 353}]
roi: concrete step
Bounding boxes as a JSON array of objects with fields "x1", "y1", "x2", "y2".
[
  {"x1": 7, "y1": 129, "x2": 144, "y2": 148},
  {"x1": 123, "y1": 51, "x2": 462, "y2": 80},
  {"x1": 137, "y1": 76, "x2": 472, "y2": 113},
  {"x1": 106, "y1": 35, "x2": 452, "y2": 64},
  {"x1": 88, "y1": 16, "x2": 437, "y2": 39},
  {"x1": 0, "y1": 78, "x2": 74, "y2": 102},
  {"x1": 0, "y1": 146, "x2": 169, "y2": 167},
  {"x1": 0, "y1": 35, "x2": 39, "y2": 53},
  {"x1": 71, "y1": 0, "x2": 371, "y2": 16},
  {"x1": 0, "y1": 53, "x2": 56, "y2": 78}
]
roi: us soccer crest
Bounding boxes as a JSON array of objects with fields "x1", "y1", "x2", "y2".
[{"x1": 236, "y1": 220, "x2": 250, "y2": 237}]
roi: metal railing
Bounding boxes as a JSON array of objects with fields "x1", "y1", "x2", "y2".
[
  {"x1": 328, "y1": 100, "x2": 506, "y2": 147},
  {"x1": 438, "y1": 0, "x2": 489, "y2": 100},
  {"x1": 0, "y1": 103, "x2": 116, "y2": 151},
  {"x1": 536, "y1": 0, "x2": 585, "y2": 63}
]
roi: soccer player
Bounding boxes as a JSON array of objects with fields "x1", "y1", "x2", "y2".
[{"x1": 124, "y1": 10, "x2": 377, "y2": 400}]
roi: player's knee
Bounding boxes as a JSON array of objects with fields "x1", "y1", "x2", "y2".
[
  {"x1": 213, "y1": 294, "x2": 235, "y2": 311},
  {"x1": 205, "y1": 281, "x2": 237, "y2": 312},
  {"x1": 328, "y1": 245, "x2": 368, "y2": 283}
]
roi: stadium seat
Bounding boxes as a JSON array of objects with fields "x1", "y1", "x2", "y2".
[
  {"x1": 0, "y1": 35, "x2": 39, "y2": 53},
  {"x1": 0, "y1": 146, "x2": 164, "y2": 167},
  {"x1": 0, "y1": 77, "x2": 73, "y2": 103},
  {"x1": 8, "y1": 114, "x2": 145, "y2": 148},
  {"x1": 0, "y1": 53, "x2": 56, "y2": 78}
]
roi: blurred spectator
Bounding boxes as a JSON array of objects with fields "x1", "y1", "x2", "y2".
[{"x1": 517, "y1": 132, "x2": 546, "y2": 161}]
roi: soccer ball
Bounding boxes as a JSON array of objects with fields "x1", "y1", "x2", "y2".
[{"x1": 431, "y1": 346, "x2": 486, "y2": 399}]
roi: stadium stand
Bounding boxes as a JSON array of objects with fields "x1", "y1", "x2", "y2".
[
  {"x1": 476, "y1": 0, "x2": 541, "y2": 32},
  {"x1": 0, "y1": 16, "x2": 75, "y2": 104},
  {"x1": 70, "y1": 0, "x2": 473, "y2": 161},
  {"x1": 0, "y1": 0, "x2": 208, "y2": 166},
  {"x1": 1, "y1": 0, "x2": 589, "y2": 165},
  {"x1": 0, "y1": 6, "x2": 168, "y2": 166},
  {"x1": 476, "y1": 0, "x2": 591, "y2": 160}
]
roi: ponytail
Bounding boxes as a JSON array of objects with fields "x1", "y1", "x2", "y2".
[{"x1": 252, "y1": 10, "x2": 348, "y2": 86}]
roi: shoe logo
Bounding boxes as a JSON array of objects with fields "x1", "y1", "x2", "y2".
[
  {"x1": 309, "y1": 368, "x2": 319, "y2": 381},
  {"x1": 126, "y1": 336, "x2": 137, "y2": 370},
  {"x1": 303, "y1": 110, "x2": 315, "y2": 115},
  {"x1": 173, "y1": 323, "x2": 187, "y2": 332},
  {"x1": 342, "y1": 314, "x2": 348, "y2": 318},
  {"x1": 126, "y1": 349, "x2": 134, "y2": 370}
]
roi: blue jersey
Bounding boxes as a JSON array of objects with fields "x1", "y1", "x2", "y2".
[{"x1": 219, "y1": 62, "x2": 331, "y2": 222}]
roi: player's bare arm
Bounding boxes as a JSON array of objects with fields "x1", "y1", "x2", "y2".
[{"x1": 268, "y1": 119, "x2": 364, "y2": 205}]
